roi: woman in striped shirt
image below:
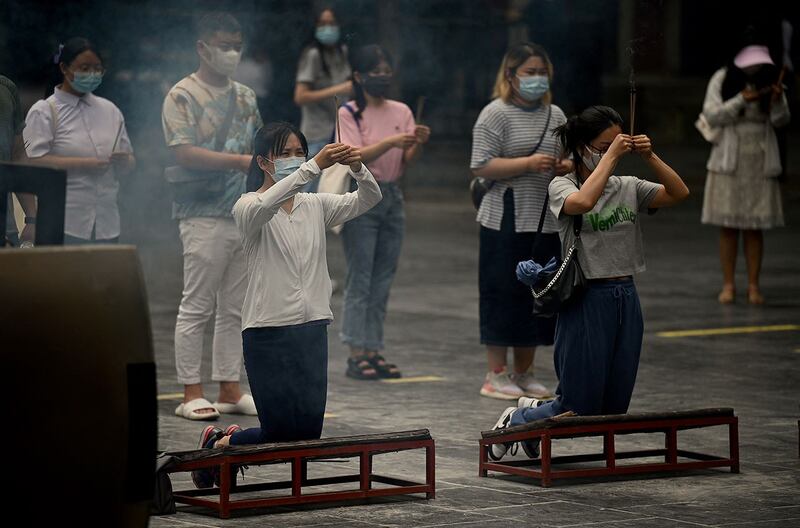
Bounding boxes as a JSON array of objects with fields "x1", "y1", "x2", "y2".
[{"x1": 470, "y1": 42, "x2": 572, "y2": 401}]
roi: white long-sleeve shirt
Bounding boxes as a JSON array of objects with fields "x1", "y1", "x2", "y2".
[{"x1": 233, "y1": 158, "x2": 382, "y2": 329}]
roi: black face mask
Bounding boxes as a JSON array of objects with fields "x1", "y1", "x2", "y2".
[{"x1": 363, "y1": 74, "x2": 392, "y2": 97}]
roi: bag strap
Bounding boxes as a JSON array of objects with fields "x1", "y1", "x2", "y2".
[
  {"x1": 214, "y1": 87, "x2": 237, "y2": 152},
  {"x1": 47, "y1": 99, "x2": 59, "y2": 138},
  {"x1": 531, "y1": 173, "x2": 581, "y2": 255},
  {"x1": 486, "y1": 104, "x2": 553, "y2": 196},
  {"x1": 528, "y1": 105, "x2": 552, "y2": 157},
  {"x1": 330, "y1": 102, "x2": 361, "y2": 143}
]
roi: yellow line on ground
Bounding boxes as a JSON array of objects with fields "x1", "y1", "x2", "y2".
[
  {"x1": 157, "y1": 392, "x2": 184, "y2": 401},
  {"x1": 381, "y1": 375, "x2": 445, "y2": 384},
  {"x1": 656, "y1": 324, "x2": 800, "y2": 338},
  {"x1": 323, "y1": 413, "x2": 338, "y2": 419}
]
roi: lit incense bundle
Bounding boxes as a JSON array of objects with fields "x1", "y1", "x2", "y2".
[
  {"x1": 629, "y1": 74, "x2": 636, "y2": 136},
  {"x1": 415, "y1": 96, "x2": 426, "y2": 124},
  {"x1": 111, "y1": 121, "x2": 124, "y2": 153}
]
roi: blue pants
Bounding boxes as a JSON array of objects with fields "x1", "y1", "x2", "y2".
[
  {"x1": 340, "y1": 182, "x2": 404, "y2": 351},
  {"x1": 230, "y1": 322, "x2": 328, "y2": 445},
  {"x1": 511, "y1": 278, "x2": 644, "y2": 426}
]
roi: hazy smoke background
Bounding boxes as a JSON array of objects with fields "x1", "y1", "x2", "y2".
[{"x1": 1, "y1": 0, "x2": 797, "y2": 302}]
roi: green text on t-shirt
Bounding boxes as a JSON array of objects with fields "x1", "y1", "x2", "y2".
[{"x1": 587, "y1": 205, "x2": 638, "y2": 232}]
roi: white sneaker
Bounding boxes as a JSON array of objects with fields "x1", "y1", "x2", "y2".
[
  {"x1": 518, "y1": 396, "x2": 551, "y2": 408},
  {"x1": 513, "y1": 372, "x2": 552, "y2": 398},
  {"x1": 480, "y1": 369, "x2": 525, "y2": 400},
  {"x1": 488, "y1": 406, "x2": 517, "y2": 461}
]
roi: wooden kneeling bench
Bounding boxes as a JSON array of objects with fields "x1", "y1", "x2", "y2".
[
  {"x1": 479, "y1": 408, "x2": 738, "y2": 487},
  {"x1": 163, "y1": 429, "x2": 435, "y2": 518}
]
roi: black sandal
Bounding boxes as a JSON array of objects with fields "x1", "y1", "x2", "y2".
[
  {"x1": 368, "y1": 354, "x2": 402, "y2": 379},
  {"x1": 346, "y1": 355, "x2": 380, "y2": 380}
]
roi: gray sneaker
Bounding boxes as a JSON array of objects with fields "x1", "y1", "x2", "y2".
[{"x1": 488, "y1": 407, "x2": 517, "y2": 461}]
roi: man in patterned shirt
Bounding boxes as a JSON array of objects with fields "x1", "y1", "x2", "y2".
[{"x1": 162, "y1": 12, "x2": 263, "y2": 421}]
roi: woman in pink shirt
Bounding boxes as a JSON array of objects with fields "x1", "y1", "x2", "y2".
[{"x1": 337, "y1": 44, "x2": 431, "y2": 380}]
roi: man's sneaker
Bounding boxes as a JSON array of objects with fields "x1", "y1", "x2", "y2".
[
  {"x1": 480, "y1": 368, "x2": 524, "y2": 400},
  {"x1": 488, "y1": 406, "x2": 518, "y2": 461},
  {"x1": 518, "y1": 396, "x2": 552, "y2": 408},
  {"x1": 191, "y1": 425, "x2": 223, "y2": 489},
  {"x1": 512, "y1": 372, "x2": 552, "y2": 398},
  {"x1": 520, "y1": 438, "x2": 541, "y2": 459}
]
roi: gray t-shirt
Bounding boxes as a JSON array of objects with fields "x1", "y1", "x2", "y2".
[
  {"x1": 296, "y1": 46, "x2": 351, "y2": 144},
  {"x1": 548, "y1": 174, "x2": 662, "y2": 279},
  {"x1": 470, "y1": 99, "x2": 566, "y2": 233},
  {"x1": 0, "y1": 75, "x2": 25, "y2": 237}
]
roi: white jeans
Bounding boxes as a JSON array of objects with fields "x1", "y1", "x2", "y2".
[{"x1": 174, "y1": 217, "x2": 246, "y2": 385}]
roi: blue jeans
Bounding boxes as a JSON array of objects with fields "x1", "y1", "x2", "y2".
[
  {"x1": 231, "y1": 322, "x2": 329, "y2": 445},
  {"x1": 511, "y1": 278, "x2": 644, "y2": 426},
  {"x1": 340, "y1": 182, "x2": 404, "y2": 351}
]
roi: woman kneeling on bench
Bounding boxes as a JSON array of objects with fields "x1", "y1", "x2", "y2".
[
  {"x1": 489, "y1": 106, "x2": 689, "y2": 461},
  {"x1": 191, "y1": 122, "x2": 382, "y2": 488}
]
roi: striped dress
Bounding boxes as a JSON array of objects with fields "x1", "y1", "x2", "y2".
[{"x1": 470, "y1": 99, "x2": 566, "y2": 233}]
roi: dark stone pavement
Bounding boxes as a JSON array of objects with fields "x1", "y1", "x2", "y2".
[{"x1": 145, "y1": 141, "x2": 800, "y2": 527}]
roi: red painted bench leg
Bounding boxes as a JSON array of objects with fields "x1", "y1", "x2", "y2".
[
  {"x1": 604, "y1": 431, "x2": 615, "y2": 469},
  {"x1": 426, "y1": 442, "x2": 436, "y2": 499},
  {"x1": 666, "y1": 427, "x2": 678, "y2": 465},
  {"x1": 219, "y1": 461, "x2": 231, "y2": 519},
  {"x1": 730, "y1": 419, "x2": 740, "y2": 473},
  {"x1": 360, "y1": 449, "x2": 372, "y2": 491},
  {"x1": 478, "y1": 444, "x2": 487, "y2": 477},
  {"x1": 540, "y1": 433, "x2": 552, "y2": 487},
  {"x1": 292, "y1": 456, "x2": 302, "y2": 498}
]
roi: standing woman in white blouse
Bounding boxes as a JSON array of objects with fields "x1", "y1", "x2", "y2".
[{"x1": 24, "y1": 37, "x2": 135, "y2": 244}]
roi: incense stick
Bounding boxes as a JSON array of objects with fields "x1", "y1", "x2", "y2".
[
  {"x1": 777, "y1": 65, "x2": 787, "y2": 87},
  {"x1": 334, "y1": 95, "x2": 341, "y2": 142},
  {"x1": 415, "y1": 96, "x2": 426, "y2": 124},
  {"x1": 111, "y1": 121, "x2": 124, "y2": 153},
  {"x1": 629, "y1": 88, "x2": 636, "y2": 136}
]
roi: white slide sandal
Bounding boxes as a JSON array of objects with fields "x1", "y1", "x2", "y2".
[
  {"x1": 213, "y1": 394, "x2": 258, "y2": 416},
  {"x1": 175, "y1": 397, "x2": 221, "y2": 421}
]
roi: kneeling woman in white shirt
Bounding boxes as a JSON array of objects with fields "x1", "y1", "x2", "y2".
[{"x1": 194, "y1": 122, "x2": 381, "y2": 464}]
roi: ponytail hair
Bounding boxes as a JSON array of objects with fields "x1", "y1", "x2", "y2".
[
  {"x1": 553, "y1": 105, "x2": 623, "y2": 166},
  {"x1": 46, "y1": 37, "x2": 101, "y2": 98},
  {"x1": 246, "y1": 122, "x2": 309, "y2": 192},
  {"x1": 349, "y1": 44, "x2": 393, "y2": 119}
]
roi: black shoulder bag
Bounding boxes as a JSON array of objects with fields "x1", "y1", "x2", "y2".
[
  {"x1": 529, "y1": 176, "x2": 587, "y2": 317},
  {"x1": 164, "y1": 83, "x2": 238, "y2": 203},
  {"x1": 470, "y1": 104, "x2": 552, "y2": 210}
]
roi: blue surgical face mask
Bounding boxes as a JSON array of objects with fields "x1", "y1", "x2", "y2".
[
  {"x1": 517, "y1": 74, "x2": 549, "y2": 102},
  {"x1": 581, "y1": 145, "x2": 604, "y2": 172},
  {"x1": 270, "y1": 156, "x2": 305, "y2": 182},
  {"x1": 71, "y1": 71, "x2": 103, "y2": 93},
  {"x1": 315, "y1": 25, "x2": 340, "y2": 46}
]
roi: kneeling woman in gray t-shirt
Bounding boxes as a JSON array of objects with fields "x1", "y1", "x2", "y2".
[{"x1": 488, "y1": 106, "x2": 689, "y2": 461}]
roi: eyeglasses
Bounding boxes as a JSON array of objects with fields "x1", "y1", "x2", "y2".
[{"x1": 586, "y1": 143, "x2": 609, "y2": 155}]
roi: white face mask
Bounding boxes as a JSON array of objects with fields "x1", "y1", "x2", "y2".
[
  {"x1": 581, "y1": 145, "x2": 604, "y2": 172},
  {"x1": 201, "y1": 42, "x2": 241, "y2": 77}
]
